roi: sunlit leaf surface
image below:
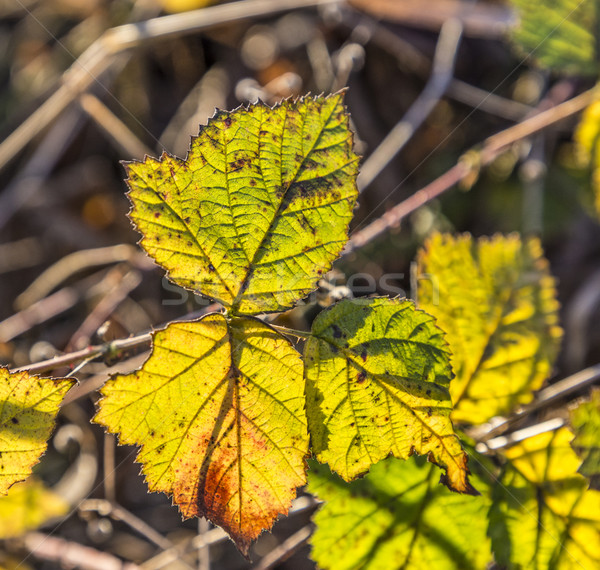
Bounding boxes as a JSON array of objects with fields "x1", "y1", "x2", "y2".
[
  {"x1": 489, "y1": 428, "x2": 600, "y2": 569},
  {"x1": 417, "y1": 233, "x2": 561, "y2": 425},
  {"x1": 0, "y1": 368, "x2": 74, "y2": 495},
  {"x1": 308, "y1": 456, "x2": 491, "y2": 569},
  {"x1": 125, "y1": 92, "x2": 358, "y2": 315},
  {"x1": 0, "y1": 478, "x2": 68, "y2": 538},
  {"x1": 95, "y1": 315, "x2": 309, "y2": 555},
  {"x1": 575, "y1": 99, "x2": 600, "y2": 218},
  {"x1": 305, "y1": 297, "x2": 474, "y2": 494}
]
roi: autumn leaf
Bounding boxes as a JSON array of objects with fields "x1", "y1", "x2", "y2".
[
  {"x1": 308, "y1": 456, "x2": 491, "y2": 570},
  {"x1": 510, "y1": 0, "x2": 598, "y2": 76},
  {"x1": 569, "y1": 389, "x2": 600, "y2": 489},
  {"x1": 0, "y1": 478, "x2": 68, "y2": 538},
  {"x1": 489, "y1": 428, "x2": 600, "y2": 569},
  {"x1": 0, "y1": 368, "x2": 74, "y2": 495},
  {"x1": 304, "y1": 297, "x2": 475, "y2": 494},
  {"x1": 575, "y1": 98, "x2": 600, "y2": 218},
  {"x1": 94, "y1": 314, "x2": 309, "y2": 555},
  {"x1": 125, "y1": 92, "x2": 358, "y2": 315},
  {"x1": 417, "y1": 233, "x2": 562, "y2": 425}
]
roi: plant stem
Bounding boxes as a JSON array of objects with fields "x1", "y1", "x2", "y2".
[
  {"x1": 268, "y1": 324, "x2": 311, "y2": 338},
  {"x1": 345, "y1": 85, "x2": 599, "y2": 255}
]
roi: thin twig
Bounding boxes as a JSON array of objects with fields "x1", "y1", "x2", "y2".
[
  {"x1": 252, "y1": 525, "x2": 313, "y2": 570},
  {"x1": 268, "y1": 324, "x2": 311, "y2": 338},
  {"x1": 62, "y1": 352, "x2": 150, "y2": 406},
  {"x1": 447, "y1": 79, "x2": 532, "y2": 121},
  {"x1": 103, "y1": 435, "x2": 117, "y2": 503},
  {"x1": 0, "y1": 0, "x2": 341, "y2": 170},
  {"x1": 476, "y1": 417, "x2": 566, "y2": 453},
  {"x1": 79, "y1": 500, "x2": 177, "y2": 553},
  {"x1": 79, "y1": 93, "x2": 153, "y2": 158},
  {"x1": 474, "y1": 363, "x2": 600, "y2": 442},
  {"x1": 140, "y1": 496, "x2": 319, "y2": 570},
  {"x1": 197, "y1": 518, "x2": 210, "y2": 570},
  {"x1": 140, "y1": 528, "x2": 228, "y2": 570},
  {"x1": 15, "y1": 244, "x2": 145, "y2": 310},
  {"x1": 0, "y1": 108, "x2": 84, "y2": 232},
  {"x1": 10, "y1": 305, "x2": 220, "y2": 375},
  {"x1": 345, "y1": 86, "x2": 599, "y2": 254},
  {"x1": 66, "y1": 268, "x2": 143, "y2": 351},
  {"x1": 357, "y1": 18, "x2": 463, "y2": 193},
  {"x1": 348, "y1": 0, "x2": 515, "y2": 38},
  {"x1": 9, "y1": 332, "x2": 152, "y2": 375},
  {"x1": 21, "y1": 532, "x2": 140, "y2": 570}
]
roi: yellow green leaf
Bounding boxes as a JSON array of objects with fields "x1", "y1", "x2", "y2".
[
  {"x1": 159, "y1": 0, "x2": 216, "y2": 13},
  {"x1": 0, "y1": 368, "x2": 74, "y2": 495},
  {"x1": 417, "y1": 233, "x2": 562, "y2": 425},
  {"x1": 510, "y1": 0, "x2": 598, "y2": 76},
  {"x1": 94, "y1": 314, "x2": 308, "y2": 555},
  {"x1": 304, "y1": 297, "x2": 475, "y2": 494},
  {"x1": 489, "y1": 428, "x2": 600, "y2": 569},
  {"x1": 125, "y1": 92, "x2": 358, "y2": 315},
  {"x1": 308, "y1": 456, "x2": 491, "y2": 570},
  {"x1": 569, "y1": 389, "x2": 600, "y2": 489},
  {"x1": 574, "y1": 98, "x2": 600, "y2": 218},
  {"x1": 0, "y1": 478, "x2": 68, "y2": 538}
]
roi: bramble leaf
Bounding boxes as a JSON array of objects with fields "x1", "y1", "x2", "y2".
[
  {"x1": 575, "y1": 99, "x2": 600, "y2": 218},
  {"x1": 308, "y1": 456, "x2": 491, "y2": 570},
  {"x1": 417, "y1": 233, "x2": 562, "y2": 425},
  {"x1": 0, "y1": 478, "x2": 68, "y2": 538},
  {"x1": 510, "y1": 0, "x2": 599, "y2": 76},
  {"x1": 125, "y1": 92, "x2": 358, "y2": 315},
  {"x1": 94, "y1": 315, "x2": 309, "y2": 555},
  {"x1": 304, "y1": 297, "x2": 475, "y2": 494},
  {"x1": 569, "y1": 389, "x2": 600, "y2": 489},
  {"x1": 0, "y1": 368, "x2": 74, "y2": 495},
  {"x1": 489, "y1": 428, "x2": 600, "y2": 569}
]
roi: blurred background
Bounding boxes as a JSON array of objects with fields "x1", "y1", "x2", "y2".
[{"x1": 0, "y1": 0, "x2": 599, "y2": 568}]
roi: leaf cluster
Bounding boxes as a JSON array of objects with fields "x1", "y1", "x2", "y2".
[{"x1": 0, "y1": 84, "x2": 598, "y2": 570}]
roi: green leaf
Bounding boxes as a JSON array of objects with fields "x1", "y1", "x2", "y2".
[
  {"x1": 569, "y1": 389, "x2": 600, "y2": 489},
  {"x1": 94, "y1": 314, "x2": 309, "y2": 555},
  {"x1": 0, "y1": 368, "x2": 74, "y2": 495},
  {"x1": 489, "y1": 428, "x2": 600, "y2": 569},
  {"x1": 416, "y1": 233, "x2": 562, "y2": 425},
  {"x1": 0, "y1": 478, "x2": 68, "y2": 538},
  {"x1": 510, "y1": 0, "x2": 599, "y2": 76},
  {"x1": 125, "y1": 92, "x2": 358, "y2": 315},
  {"x1": 308, "y1": 456, "x2": 491, "y2": 570},
  {"x1": 304, "y1": 297, "x2": 475, "y2": 494},
  {"x1": 575, "y1": 98, "x2": 600, "y2": 218}
]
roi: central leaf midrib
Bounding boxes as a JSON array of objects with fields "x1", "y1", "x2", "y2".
[{"x1": 230, "y1": 99, "x2": 339, "y2": 312}]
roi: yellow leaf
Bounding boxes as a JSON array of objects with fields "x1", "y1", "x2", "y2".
[
  {"x1": 574, "y1": 98, "x2": 600, "y2": 218},
  {"x1": 0, "y1": 478, "x2": 68, "y2": 538},
  {"x1": 490, "y1": 428, "x2": 600, "y2": 569},
  {"x1": 305, "y1": 297, "x2": 475, "y2": 494},
  {"x1": 94, "y1": 315, "x2": 308, "y2": 555},
  {"x1": 309, "y1": 457, "x2": 492, "y2": 570},
  {"x1": 125, "y1": 92, "x2": 358, "y2": 315},
  {"x1": 159, "y1": 0, "x2": 215, "y2": 13},
  {"x1": 417, "y1": 233, "x2": 562, "y2": 425},
  {"x1": 0, "y1": 368, "x2": 74, "y2": 495}
]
